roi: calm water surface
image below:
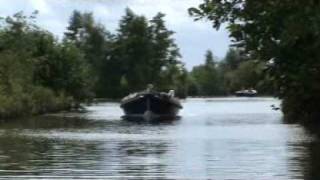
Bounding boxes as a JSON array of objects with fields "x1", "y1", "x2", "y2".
[{"x1": 0, "y1": 97, "x2": 319, "y2": 179}]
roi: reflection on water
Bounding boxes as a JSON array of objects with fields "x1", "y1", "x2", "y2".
[{"x1": 0, "y1": 97, "x2": 319, "y2": 179}]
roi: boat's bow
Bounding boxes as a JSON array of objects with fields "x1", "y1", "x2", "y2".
[{"x1": 120, "y1": 90, "x2": 182, "y2": 120}]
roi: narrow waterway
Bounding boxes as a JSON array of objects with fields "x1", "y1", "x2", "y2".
[{"x1": 0, "y1": 97, "x2": 319, "y2": 179}]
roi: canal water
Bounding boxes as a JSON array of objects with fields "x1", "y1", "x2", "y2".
[{"x1": 0, "y1": 97, "x2": 319, "y2": 179}]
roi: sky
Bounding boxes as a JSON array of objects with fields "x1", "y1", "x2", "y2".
[{"x1": 0, "y1": 0, "x2": 231, "y2": 69}]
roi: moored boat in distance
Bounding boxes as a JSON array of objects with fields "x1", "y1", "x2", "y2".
[
  {"x1": 120, "y1": 85, "x2": 183, "y2": 120},
  {"x1": 235, "y1": 88, "x2": 258, "y2": 97}
]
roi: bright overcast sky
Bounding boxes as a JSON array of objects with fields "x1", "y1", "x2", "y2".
[{"x1": 0, "y1": 0, "x2": 231, "y2": 69}]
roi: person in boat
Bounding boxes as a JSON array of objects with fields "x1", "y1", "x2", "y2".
[{"x1": 146, "y1": 84, "x2": 154, "y2": 92}]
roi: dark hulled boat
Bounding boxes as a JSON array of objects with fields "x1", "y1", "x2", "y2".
[{"x1": 120, "y1": 86, "x2": 182, "y2": 120}]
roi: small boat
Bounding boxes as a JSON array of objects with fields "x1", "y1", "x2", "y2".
[
  {"x1": 120, "y1": 85, "x2": 182, "y2": 120},
  {"x1": 235, "y1": 89, "x2": 258, "y2": 97}
]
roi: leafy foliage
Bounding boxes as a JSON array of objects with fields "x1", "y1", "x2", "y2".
[
  {"x1": 189, "y1": 0, "x2": 320, "y2": 122},
  {"x1": 190, "y1": 50, "x2": 223, "y2": 96},
  {"x1": 0, "y1": 8, "x2": 278, "y2": 119},
  {"x1": 64, "y1": 10, "x2": 112, "y2": 97},
  {"x1": 0, "y1": 9, "x2": 189, "y2": 118},
  {"x1": 99, "y1": 8, "x2": 187, "y2": 98},
  {"x1": 0, "y1": 12, "x2": 91, "y2": 118},
  {"x1": 189, "y1": 48, "x2": 275, "y2": 97}
]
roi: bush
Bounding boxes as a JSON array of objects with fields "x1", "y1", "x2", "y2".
[
  {"x1": 0, "y1": 86, "x2": 75, "y2": 119},
  {"x1": 0, "y1": 90, "x2": 34, "y2": 118}
]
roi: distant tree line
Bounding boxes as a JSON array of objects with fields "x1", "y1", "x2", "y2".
[
  {"x1": 188, "y1": 48, "x2": 275, "y2": 97},
  {"x1": 0, "y1": 8, "x2": 273, "y2": 118}
]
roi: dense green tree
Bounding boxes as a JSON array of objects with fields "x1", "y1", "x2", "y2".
[
  {"x1": 150, "y1": 12, "x2": 182, "y2": 81},
  {"x1": 190, "y1": 50, "x2": 223, "y2": 96},
  {"x1": 64, "y1": 10, "x2": 82, "y2": 42},
  {"x1": 220, "y1": 48, "x2": 259, "y2": 94},
  {"x1": 221, "y1": 48, "x2": 244, "y2": 71},
  {"x1": 225, "y1": 60, "x2": 262, "y2": 92},
  {"x1": 188, "y1": 48, "x2": 274, "y2": 97},
  {"x1": 159, "y1": 63, "x2": 189, "y2": 97},
  {"x1": 189, "y1": 0, "x2": 320, "y2": 122},
  {"x1": 64, "y1": 10, "x2": 112, "y2": 97},
  {"x1": 149, "y1": 12, "x2": 186, "y2": 96},
  {"x1": 205, "y1": 50, "x2": 215, "y2": 66},
  {"x1": 0, "y1": 12, "x2": 92, "y2": 118},
  {"x1": 106, "y1": 8, "x2": 186, "y2": 97},
  {"x1": 115, "y1": 8, "x2": 154, "y2": 91}
]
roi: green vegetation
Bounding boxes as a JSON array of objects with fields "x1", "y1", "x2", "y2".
[
  {"x1": 0, "y1": 12, "x2": 90, "y2": 118},
  {"x1": 0, "y1": 9, "x2": 188, "y2": 118},
  {"x1": 188, "y1": 48, "x2": 274, "y2": 97},
  {"x1": 62, "y1": 9, "x2": 188, "y2": 98},
  {"x1": 189, "y1": 0, "x2": 320, "y2": 122},
  {"x1": 102, "y1": 9, "x2": 187, "y2": 98},
  {"x1": 189, "y1": 50, "x2": 223, "y2": 96},
  {"x1": 0, "y1": 7, "x2": 278, "y2": 119}
]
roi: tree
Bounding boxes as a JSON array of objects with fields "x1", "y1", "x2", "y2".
[
  {"x1": 64, "y1": 10, "x2": 112, "y2": 97},
  {"x1": 222, "y1": 48, "x2": 244, "y2": 71},
  {"x1": 0, "y1": 12, "x2": 94, "y2": 118},
  {"x1": 205, "y1": 50, "x2": 215, "y2": 67},
  {"x1": 159, "y1": 63, "x2": 189, "y2": 97},
  {"x1": 0, "y1": 9, "x2": 190, "y2": 118},
  {"x1": 105, "y1": 8, "x2": 186, "y2": 97},
  {"x1": 112, "y1": 8, "x2": 154, "y2": 92},
  {"x1": 64, "y1": 10, "x2": 82, "y2": 42},
  {"x1": 190, "y1": 50, "x2": 223, "y2": 96},
  {"x1": 149, "y1": 12, "x2": 185, "y2": 94},
  {"x1": 150, "y1": 12, "x2": 181, "y2": 78},
  {"x1": 189, "y1": 0, "x2": 320, "y2": 122}
]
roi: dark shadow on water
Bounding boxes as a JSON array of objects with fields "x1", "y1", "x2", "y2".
[
  {"x1": 303, "y1": 141, "x2": 320, "y2": 180},
  {"x1": 287, "y1": 140, "x2": 320, "y2": 180},
  {"x1": 286, "y1": 123, "x2": 320, "y2": 180},
  {"x1": 121, "y1": 115, "x2": 181, "y2": 125},
  {"x1": 0, "y1": 115, "x2": 97, "y2": 130}
]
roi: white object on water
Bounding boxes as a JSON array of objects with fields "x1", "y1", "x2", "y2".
[{"x1": 168, "y1": 90, "x2": 175, "y2": 97}]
